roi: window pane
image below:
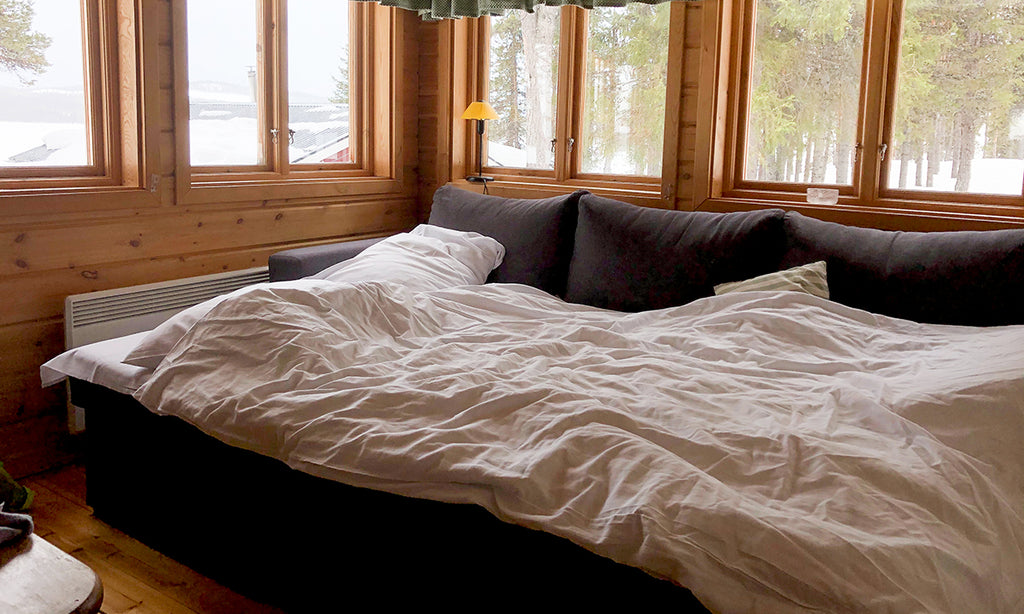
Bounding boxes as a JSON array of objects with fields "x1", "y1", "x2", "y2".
[
  {"x1": 580, "y1": 3, "x2": 670, "y2": 177},
  {"x1": 745, "y1": 0, "x2": 866, "y2": 185},
  {"x1": 888, "y1": 0, "x2": 1024, "y2": 195},
  {"x1": 288, "y1": 0, "x2": 353, "y2": 165},
  {"x1": 487, "y1": 6, "x2": 560, "y2": 170},
  {"x1": 187, "y1": 0, "x2": 262, "y2": 166},
  {"x1": 0, "y1": 0, "x2": 89, "y2": 168}
]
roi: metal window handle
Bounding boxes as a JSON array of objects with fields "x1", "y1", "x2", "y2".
[
  {"x1": 551, "y1": 138, "x2": 576, "y2": 154},
  {"x1": 879, "y1": 143, "x2": 888, "y2": 161},
  {"x1": 270, "y1": 129, "x2": 295, "y2": 145}
]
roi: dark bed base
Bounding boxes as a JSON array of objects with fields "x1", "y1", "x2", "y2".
[{"x1": 73, "y1": 379, "x2": 711, "y2": 611}]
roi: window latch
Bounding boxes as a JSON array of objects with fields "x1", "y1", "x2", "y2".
[
  {"x1": 269, "y1": 129, "x2": 295, "y2": 145},
  {"x1": 550, "y1": 138, "x2": 576, "y2": 154},
  {"x1": 879, "y1": 143, "x2": 888, "y2": 161}
]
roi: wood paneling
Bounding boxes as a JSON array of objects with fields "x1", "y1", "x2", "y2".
[
  {"x1": 0, "y1": 235, "x2": 388, "y2": 329},
  {"x1": 1, "y1": 200, "x2": 414, "y2": 276},
  {"x1": 0, "y1": 2, "x2": 421, "y2": 478},
  {"x1": 0, "y1": 372, "x2": 64, "y2": 427},
  {"x1": 417, "y1": 21, "x2": 441, "y2": 219}
]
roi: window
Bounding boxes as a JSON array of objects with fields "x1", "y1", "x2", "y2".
[
  {"x1": 885, "y1": 0, "x2": 1024, "y2": 197},
  {"x1": 743, "y1": 0, "x2": 866, "y2": 186},
  {"x1": 483, "y1": 3, "x2": 672, "y2": 183},
  {"x1": 176, "y1": 0, "x2": 396, "y2": 202},
  {"x1": 186, "y1": 1, "x2": 264, "y2": 167},
  {"x1": 579, "y1": 4, "x2": 670, "y2": 177},
  {"x1": 185, "y1": 0, "x2": 355, "y2": 172},
  {"x1": 721, "y1": 0, "x2": 1024, "y2": 214},
  {"x1": 0, "y1": 0, "x2": 145, "y2": 191},
  {"x1": 487, "y1": 6, "x2": 559, "y2": 171}
]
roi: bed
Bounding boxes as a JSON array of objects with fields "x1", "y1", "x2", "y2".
[{"x1": 42, "y1": 186, "x2": 1024, "y2": 612}]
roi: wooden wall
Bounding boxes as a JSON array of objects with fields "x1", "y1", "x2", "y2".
[
  {"x1": 0, "y1": 1, "x2": 422, "y2": 478},
  {"x1": 416, "y1": 22, "x2": 442, "y2": 218}
]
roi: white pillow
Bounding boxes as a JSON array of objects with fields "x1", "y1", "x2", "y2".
[
  {"x1": 713, "y1": 260, "x2": 829, "y2": 299},
  {"x1": 122, "y1": 226, "x2": 505, "y2": 369},
  {"x1": 311, "y1": 224, "x2": 505, "y2": 290}
]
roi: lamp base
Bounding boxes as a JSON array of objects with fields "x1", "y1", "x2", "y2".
[{"x1": 466, "y1": 175, "x2": 494, "y2": 183}]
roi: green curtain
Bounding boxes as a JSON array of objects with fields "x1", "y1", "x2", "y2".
[{"x1": 358, "y1": 0, "x2": 679, "y2": 20}]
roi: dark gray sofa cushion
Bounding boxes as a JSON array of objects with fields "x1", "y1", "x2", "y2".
[
  {"x1": 566, "y1": 194, "x2": 787, "y2": 312},
  {"x1": 781, "y1": 211, "x2": 1024, "y2": 326},
  {"x1": 427, "y1": 184, "x2": 587, "y2": 296}
]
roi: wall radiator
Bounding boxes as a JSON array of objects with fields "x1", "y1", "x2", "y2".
[{"x1": 63, "y1": 266, "x2": 269, "y2": 431}]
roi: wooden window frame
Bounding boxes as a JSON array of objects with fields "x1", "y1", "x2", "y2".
[
  {"x1": 0, "y1": 0, "x2": 158, "y2": 207},
  {"x1": 173, "y1": 0, "x2": 401, "y2": 205},
  {"x1": 466, "y1": 4, "x2": 687, "y2": 206},
  {"x1": 699, "y1": 0, "x2": 1024, "y2": 228}
]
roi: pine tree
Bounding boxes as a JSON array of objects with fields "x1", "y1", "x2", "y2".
[
  {"x1": 0, "y1": 0, "x2": 51, "y2": 85},
  {"x1": 489, "y1": 12, "x2": 525, "y2": 150}
]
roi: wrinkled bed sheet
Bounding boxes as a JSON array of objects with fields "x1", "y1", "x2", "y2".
[{"x1": 133, "y1": 281, "x2": 1024, "y2": 613}]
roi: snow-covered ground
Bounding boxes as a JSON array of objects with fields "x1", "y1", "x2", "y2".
[
  {"x1": 486, "y1": 140, "x2": 548, "y2": 169},
  {"x1": 0, "y1": 118, "x2": 347, "y2": 168},
  {"x1": 0, "y1": 121, "x2": 87, "y2": 166},
  {"x1": 763, "y1": 157, "x2": 1024, "y2": 196},
  {"x1": 888, "y1": 158, "x2": 1024, "y2": 196},
  {"x1": 189, "y1": 118, "x2": 262, "y2": 166},
  {"x1": 488, "y1": 139, "x2": 660, "y2": 176}
]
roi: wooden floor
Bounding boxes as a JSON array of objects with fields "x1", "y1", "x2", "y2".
[{"x1": 22, "y1": 464, "x2": 285, "y2": 614}]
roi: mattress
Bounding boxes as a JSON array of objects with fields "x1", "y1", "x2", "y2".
[{"x1": 41, "y1": 331, "x2": 152, "y2": 394}]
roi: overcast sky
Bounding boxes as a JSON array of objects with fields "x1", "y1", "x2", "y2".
[
  {"x1": 0, "y1": 0, "x2": 350, "y2": 102},
  {"x1": 189, "y1": 0, "x2": 349, "y2": 101}
]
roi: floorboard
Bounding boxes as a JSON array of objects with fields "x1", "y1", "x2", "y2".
[{"x1": 22, "y1": 464, "x2": 285, "y2": 614}]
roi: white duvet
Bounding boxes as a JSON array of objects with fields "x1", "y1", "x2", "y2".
[{"x1": 133, "y1": 281, "x2": 1024, "y2": 613}]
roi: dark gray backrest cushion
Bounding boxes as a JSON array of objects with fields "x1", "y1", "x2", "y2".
[
  {"x1": 781, "y1": 211, "x2": 1024, "y2": 326},
  {"x1": 566, "y1": 194, "x2": 788, "y2": 312},
  {"x1": 427, "y1": 184, "x2": 587, "y2": 296}
]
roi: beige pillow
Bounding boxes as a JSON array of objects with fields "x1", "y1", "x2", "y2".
[{"x1": 714, "y1": 261, "x2": 829, "y2": 299}]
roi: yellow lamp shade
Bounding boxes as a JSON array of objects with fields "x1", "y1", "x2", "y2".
[{"x1": 462, "y1": 101, "x2": 499, "y2": 121}]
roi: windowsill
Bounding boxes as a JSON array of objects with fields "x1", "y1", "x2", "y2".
[
  {"x1": 0, "y1": 184, "x2": 162, "y2": 217},
  {"x1": 178, "y1": 174, "x2": 406, "y2": 205},
  {"x1": 700, "y1": 195, "x2": 1024, "y2": 231}
]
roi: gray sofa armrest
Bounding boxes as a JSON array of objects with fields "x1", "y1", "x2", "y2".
[{"x1": 268, "y1": 237, "x2": 387, "y2": 281}]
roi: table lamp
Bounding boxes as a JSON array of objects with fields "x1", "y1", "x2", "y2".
[{"x1": 462, "y1": 101, "x2": 499, "y2": 183}]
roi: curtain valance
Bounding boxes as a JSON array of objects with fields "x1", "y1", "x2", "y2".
[{"x1": 358, "y1": 0, "x2": 681, "y2": 21}]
